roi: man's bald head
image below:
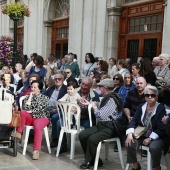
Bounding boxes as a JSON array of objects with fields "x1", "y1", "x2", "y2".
[{"x1": 136, "y1": 77, "x2": 147, "y2": 94}]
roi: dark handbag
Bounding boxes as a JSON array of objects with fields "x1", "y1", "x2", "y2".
[
  {"x1": 110, "y1": 116, "x2": 128, "y2": 137},
  {"x1": 8, "y1": 106, "x2": 21, "y2": 128}
]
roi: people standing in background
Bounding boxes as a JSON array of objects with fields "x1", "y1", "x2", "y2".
[
  {"x1": 116, "y1": 59, "x2": 129, "y2": 78},
  {"x1": 25, "y1": 53, "x2": 37, "y2": 70},
  {"x1": 13, "y1": 63, "x2": 22, "y2": 85},
  {"x1": 47, "y1": 54, "x2": 58, "y2": 69},
  {"x1": 108, "y1": 58, "x2": 118, "y2": 78},
  {"x1": 27, "y1": 55, "x2": 47, "y2": 86},
  {"x1": 131, "y1": 63, "x2": 140, "y2": 84},
  {"x1": 65, "y1": 54, "x2": 80, "y2": 78},
  {"x1": 60, "y1": 58, "x2": 66, "y2": 72},
  {"x1": 82, "y1": 53, "x2": 97, "y2": 77},
  {"x1": 125, "y1": 58, "x2": 132, "y2": 73}
]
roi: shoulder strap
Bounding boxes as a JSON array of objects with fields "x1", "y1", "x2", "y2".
[{"x1": 86, "y1": 63, "x2": 94, "y2": 76}]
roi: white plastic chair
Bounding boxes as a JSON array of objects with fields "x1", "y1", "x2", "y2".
[
  {"x1": 56, "y1": 101, "x2": 81, "y2": 159},
  {"x1": 19, "y1": 96, "x2": 51, "y2": 155},
  {"x1": 87, "y1": 104, "x2": 124, "y2": 170},
  {"x1": 125, "y1": 145, "x2": 151, "y2": 170}
]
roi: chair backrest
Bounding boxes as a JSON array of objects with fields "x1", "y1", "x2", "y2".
[
  {"x1": 19, "y1": 96, "x2": 26, "y2": 110},
  {"x1": 0, "y1": 88, "x2": 14, "y2": 124},
  {"x1": 56, "y1": 101, "x2": 81, "y2": 133}
]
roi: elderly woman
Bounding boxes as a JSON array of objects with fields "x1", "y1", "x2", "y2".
[
  {"x1": 125, "y1": 85, "x2": 168, "y2": 170},
  {"x1": 154, "y1": 53, "x2": 170, "y2": 83},
  {"x1": 11, "y1": 80, "x2": 50, "y2": 160}
]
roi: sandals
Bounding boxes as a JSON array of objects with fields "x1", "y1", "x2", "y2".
[{"x1": 132, "y1": 163, "x2": 141, "y2": 170}]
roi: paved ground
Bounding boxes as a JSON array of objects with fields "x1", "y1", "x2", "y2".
[{"x1": 0, "y1": 134, "x2": 169, "y2": 170}]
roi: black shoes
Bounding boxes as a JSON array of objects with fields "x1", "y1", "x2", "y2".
[
  {"x1": 80, "y1": 162, "x2": 92, "y2": 169},
  {"x1": 80, "y1": 158, "x2": 103, "y2": 169},
  {"x1": 50, "y1": 138, "x2": 58, "y2": 148},
  {"x1": 59, "y1": 147, "x2": 67, "y2": 154},
  {"x1": 132, "y1": 163, "x2": 141, "y2": 170}
]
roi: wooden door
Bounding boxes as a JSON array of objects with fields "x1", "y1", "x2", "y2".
[
  {"x1": 51, "y1": 18, "x2": 69, "y2": 59},
  {"x1": 126, "y1": 33, "x2": 162, "y2": 63}
]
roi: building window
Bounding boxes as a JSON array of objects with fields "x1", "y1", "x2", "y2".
[
  {"x1": 129, "y1": 14, "x2": 162, "y2": 33},
  {"x1": 56, "y1": 27, "x2": 69, "y2": 39},
  {"x1": 55, "y1": 0, "x2": 69, "y2": 18}
]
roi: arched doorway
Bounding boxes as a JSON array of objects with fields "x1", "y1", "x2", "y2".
[{"x1": 51, "y1": 0, "x2": 69, "y2": 59}]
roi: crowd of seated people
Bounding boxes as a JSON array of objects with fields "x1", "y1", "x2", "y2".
[{"x1": 1, "y1": 52, "x2": 170, "y2": 170}]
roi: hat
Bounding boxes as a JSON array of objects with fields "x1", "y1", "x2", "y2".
[{"x1": 97, "y1": 78, "x2": 114, "y2": 88}]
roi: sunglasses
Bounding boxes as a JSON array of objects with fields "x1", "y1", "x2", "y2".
[
  {"x1": 144, "y1": 94, "x2": 156, "y2": 98},
  {"x1": 1, "y1": 78, "x2": 5, "y2": 81},
  {"x1": 65, "y1": 72, "x2": 70, "y2": 74},
  {"x1": 54, "y1": 78, "x2": 63, "y2": 81},
  {"x1": 113, "y1": 78, "x2": 119, "y2": 80}
]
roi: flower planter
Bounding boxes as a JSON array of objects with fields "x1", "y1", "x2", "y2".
[{"x1": 9, "y1": 14, "x2": 23, "y2": 21}]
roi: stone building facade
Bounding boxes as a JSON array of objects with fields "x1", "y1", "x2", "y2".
[{"x1": 0, "y1": 0, "x2": 170, "y2": 69}]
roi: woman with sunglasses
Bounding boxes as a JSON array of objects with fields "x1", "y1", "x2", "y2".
[
  {"x1": 112, "y1": 74, "x2": 124, "y2": 93},
  {"x1": 125, "y1": 85, "x2": 169, "y2": 170}
]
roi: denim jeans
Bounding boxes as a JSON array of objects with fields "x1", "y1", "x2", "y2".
[{"x1": 51, "y1": 112, "x2": 60, "y2": 138}]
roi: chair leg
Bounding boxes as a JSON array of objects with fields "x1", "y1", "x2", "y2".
[
  {"x1": 56, "y1": 129, "x2": 64, "y2": 157},
  {"x1": 93, "y1": 141, "x2": 102, "y2": 170},
  {"x1": 125, "y1": 164, "x2": 130, "y2": 170},
  {"x1": 70, "y1": 133, "x2": 76, "y2": 159},
  {"x1": 147, "y1": 149, "x2": 151, "y2": 170},
  {"x1": 22, "y1": 127, "x2": 30, "y2": 155},
  {"x1": 116, "y1": 138, "x2": 124, "y2": 169},
  {"x1": 43, "y1": 127, "x2": 51, "y2": 153},
  {"x1": 105, "y1": 141, "x2": 109, "y2": 160}
]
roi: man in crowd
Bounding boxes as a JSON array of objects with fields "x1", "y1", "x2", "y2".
[
  {"x1": 2, "y1": 66, "x2": 14, "y2": 83},
  {"x1": 123, "y1": 77, "x2": 146, "y2": 122},
  {"x1": 79, "y1": 79, "x2": 123, "y2": 169},
  {"x1": 56, "y1": 77, "x2": 100, "y2": 154},
  {"x1": 13, "y1": 63, "x2": 22, "y2": 85},
  {"x1": 64, "y1": 68, "x2": 79, "y2": 87},
  {"x1": 45, "y1": 73, "x2": 67, "y2": 148},
  {"x1": 65, "y1": 54, "x2": 80, "y2": 78}
]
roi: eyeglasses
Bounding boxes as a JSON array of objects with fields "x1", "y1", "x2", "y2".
[
  {"x1": 65, "y1": 72, "x2": 70, "y2": 74},
  {"x1": 144, "y1": 94, "x2": 156, "y2": 98},
  {"x1": 54, "y1": 78, "x2": 63, "y2": 81},
  {"x1": 113, "y1": 78, "x2": 119, "y2": 80}
]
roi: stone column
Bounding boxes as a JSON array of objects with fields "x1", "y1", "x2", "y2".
[
  {"x1": 162, "y1": 0, "x2": 170, "y2": 54},
  {"x1": 106, "y1": 1, "x2": 121, "y2": 61}
]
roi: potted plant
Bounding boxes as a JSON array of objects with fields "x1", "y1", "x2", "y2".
[{"x1": 1, "y1": 2, "x2": 30, "y2": 20}]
